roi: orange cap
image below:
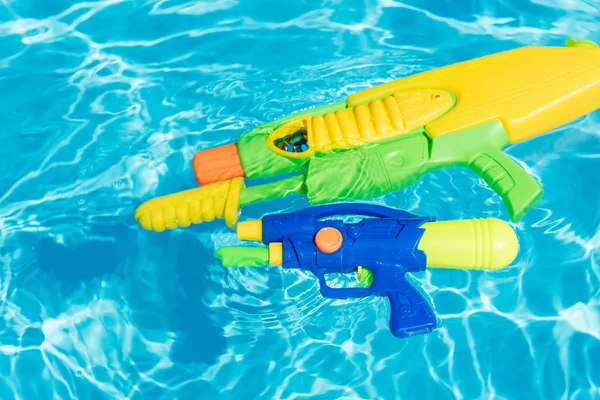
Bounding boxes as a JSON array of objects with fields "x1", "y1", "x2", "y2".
[
  {"x1": 193, "y1": 143, "x2": 245, "y2": 186},
  {"x1": 314, "y1": 227, "x2": 343, "y2": 253}
]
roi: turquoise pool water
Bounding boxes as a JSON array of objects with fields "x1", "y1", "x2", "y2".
[{"x1": 1, "y1": 0, "x2": 600, "y2": 398}]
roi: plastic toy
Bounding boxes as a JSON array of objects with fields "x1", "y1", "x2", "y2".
[
  {"x1": 215, "y1": 203, "x2": 519, "y2": 337},
  {"x1": 135, "y1": 39, "x2": 600, "y2": 232}
]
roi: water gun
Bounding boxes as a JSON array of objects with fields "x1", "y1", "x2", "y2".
[
  {"x1": 135, "y1": 39, "x2": 600, "y2": 232},
  {"x1": 214, "y1": 204, "x2": 519, "y2": 337}
]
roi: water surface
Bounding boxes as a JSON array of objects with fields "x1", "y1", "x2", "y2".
[{"x1": 1, "y1": 0, "x2": 600, "y2": 398}]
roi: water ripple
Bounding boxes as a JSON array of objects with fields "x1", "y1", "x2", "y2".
[{"x1": 0, "y1": 0, "x2": 599, "y2": 399}]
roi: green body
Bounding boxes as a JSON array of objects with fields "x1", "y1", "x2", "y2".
[{"x1": 237, "y1": 109, "x2": 543, "y2": 222}]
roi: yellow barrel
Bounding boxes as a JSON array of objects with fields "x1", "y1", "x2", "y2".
[{"x1": 418, "y1": 218, "x2": 518, "y2": 271}]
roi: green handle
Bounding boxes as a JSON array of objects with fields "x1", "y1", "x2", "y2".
[
  {"x1": 468, "y1": 149, "x2": 543, "y2": 221},
  {"x1": 430, "y1": 120, "x2": 543, "y2": 222},
  {"x1": 214, "y1": 247, "x2": 269, "y2": 267}
]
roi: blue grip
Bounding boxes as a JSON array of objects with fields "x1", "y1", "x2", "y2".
[
  {"x1": 386, "y1": 277, "x2": 437, "y2": 338},
  {"x1": 316, "y1": 272, "x2": 437, "y2": 337}
]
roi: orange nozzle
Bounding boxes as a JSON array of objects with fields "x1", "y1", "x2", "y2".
[{"x1": 193, "y1": 143, "x2": 245, "y2": 186}]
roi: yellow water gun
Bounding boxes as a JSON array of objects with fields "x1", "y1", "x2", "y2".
[{"x1": 136, "y1": 38, "x2": 600, "y2": 232}]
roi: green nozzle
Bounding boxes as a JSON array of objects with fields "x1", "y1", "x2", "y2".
[
  {"x1": 214, "y1": 247, "x2": 269, "y2": 267},
  {"x1": 565, "y1": 38, "x2": 599, "y2": 48}
]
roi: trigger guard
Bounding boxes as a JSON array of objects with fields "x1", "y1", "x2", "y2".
[{"x1": 315, "y1": 273, "x2": 371, "y2": 299}]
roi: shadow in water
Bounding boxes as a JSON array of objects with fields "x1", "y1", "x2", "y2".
[
  {"x1": 167, "y1": 231, "x2": 227, "y2": 365},
  {"x1": 31, "y1": 218, "x2": 228, "y2": 366},
  {"x1": 37, "y1": 236, "x2": 119, "y2": 285}
]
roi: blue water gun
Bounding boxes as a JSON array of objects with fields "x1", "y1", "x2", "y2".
[{"x1": 215, "y1": 204, "x2": 519, "y2": 337}]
